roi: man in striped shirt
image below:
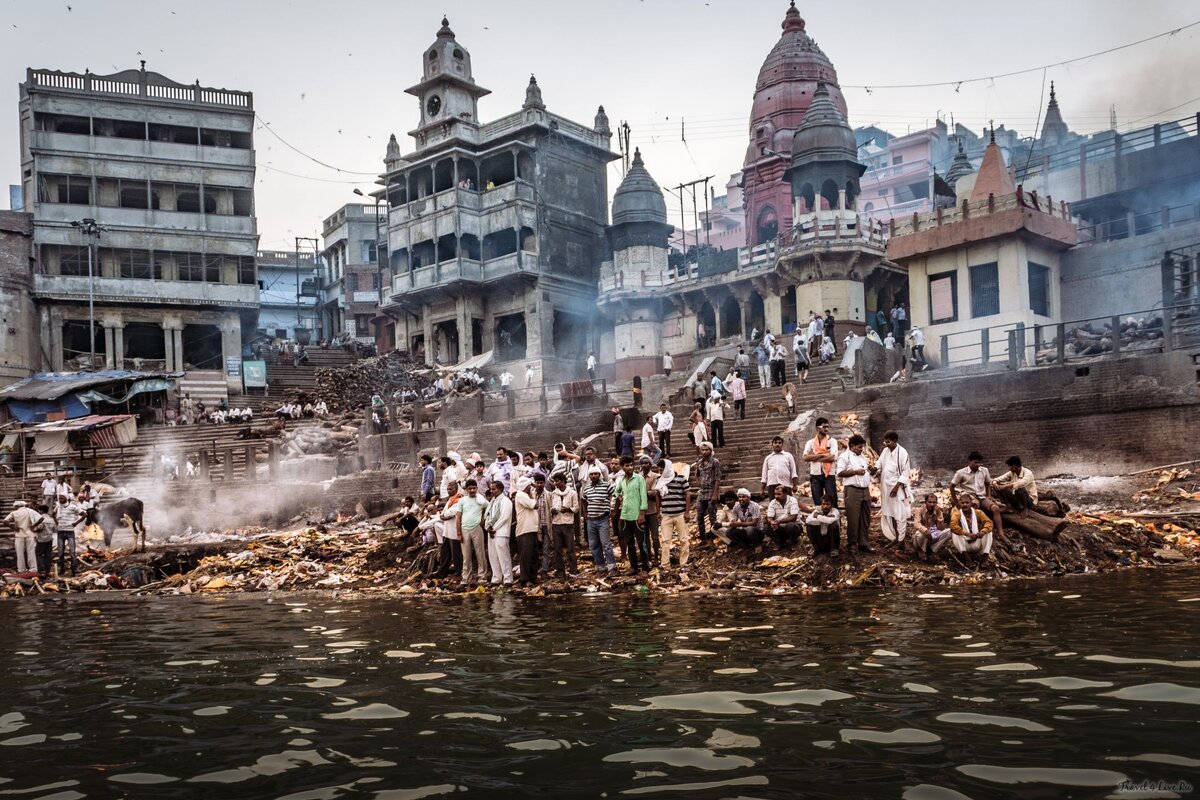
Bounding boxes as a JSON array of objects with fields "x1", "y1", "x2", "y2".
[
  {"x1": 693, "y1": 442, "x2": 722, "y2": 545},
  {"x1": 657, "y1": 461, "x2": 691, "y2": 569},
  {"x1": 580, "y1": 466, "x2": 616, "y2": 573}
]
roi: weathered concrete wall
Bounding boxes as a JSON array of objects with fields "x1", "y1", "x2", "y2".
[
  {"x1": 837, "y1": 350, "x2": 1200, "y2": 476},
  {"x1": 0, "y1": 211, "x2": 36, "y2": 386},
  {"x1": 1060, "y1": 219, "x2": 1200, "y2": 320}
]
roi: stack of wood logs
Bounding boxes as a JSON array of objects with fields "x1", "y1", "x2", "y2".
[
  {"x1": 1035, "y1": 314, "x2": 1164, "y2": 365},
  {"x1": 1001, "y1": 489, "x2": 1070, "y2": 541}
]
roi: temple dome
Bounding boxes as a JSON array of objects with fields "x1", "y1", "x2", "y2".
[
  {"x1": 611, "y1": 149, "x2": 667, "y2": 226},
  {"x1": 743, "y1": 2, "x2": 847, "y2": 168},
  {"x1": 789, "y1": 82, "x2": 858, "y2": 166}
]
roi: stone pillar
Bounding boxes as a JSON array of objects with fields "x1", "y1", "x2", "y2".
[
  {"x1": 102, "y1": 325, "x2": 115, "y2": 369},
  {"x1": 219, "y1": 314, "x2": 241, "y2": 393},
  {"x1": 763, "y1": 293, "x2": 783, "y2": 337},
  {"x1": 39, "y1": 307, "x2": 52, "y2": 372},
  {"x1": 163, "y1": 324, "x2": 175, "y2": 371},
  {"x1": 112, "y1": 323, "x2": 125, "y2": 369},
  {"x1": 173, "y1": 328, "x2": 184, "y2": 370},
  {"x1": 421, "y1": 306, "x2": 434, "y2": 366},
  {"x1": 48, "y1": 308, "x2": 64, "y2": 372}
]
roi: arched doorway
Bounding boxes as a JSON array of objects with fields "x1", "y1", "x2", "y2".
[
  {"x1": 747, "y1": 293, "x2": 766, "y2": 338},
  {"x1": 697, "y1": 301, "x2": 716, "y2": 348},
  {"x1": 820, "y1": 179, "x2": 839, "y2": 211},
  {"x1": 719, "y1": 295, "x2": 742, "y2": 340}
]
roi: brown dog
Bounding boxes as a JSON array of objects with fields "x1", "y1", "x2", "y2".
[{"x1": 759, "y1": 401, "x2": 787, "y2": 418}]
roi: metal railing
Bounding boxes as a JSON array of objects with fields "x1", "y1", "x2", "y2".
[
  {"x1": 936, "y1": 300, "x2": 1200, "y2": 371},
  {"x1": 1013, "y1": 114, "x2": 1198, "y2": 182},
  {"x1": 1076, "y1": 203, "x2": 1200, "y2": 244}
]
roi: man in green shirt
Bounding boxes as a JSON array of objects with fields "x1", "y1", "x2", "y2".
[
  {"x1": 456, "y1": 479, "x2": 490, "y2": 588},
  {"x1": 612, "y1": 455, "x2": 650, "y2": 575}
]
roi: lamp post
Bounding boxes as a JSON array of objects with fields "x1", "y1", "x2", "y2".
[{"x1": 70, "y1": 218, "x2": 106, "y2": 371}]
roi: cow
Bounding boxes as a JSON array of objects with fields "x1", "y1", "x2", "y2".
[{"x1": 86, "y1": 497, "x2": 148, "y2": 551}]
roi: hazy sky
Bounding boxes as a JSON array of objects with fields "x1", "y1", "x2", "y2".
[{"x1": 3, "y1": 0, "x2": 1198, "y2": 248}]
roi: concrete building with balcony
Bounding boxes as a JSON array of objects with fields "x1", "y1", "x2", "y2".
[
  {"x1": 256, "y1": 250, "x2": 320, "y2": 341},
  {"x1": 321, "y1": 203, "x2": 384, "y2": 344},
  {"x1": 18, "y1": 64, "x2": 257, "y2": 392},
  {"x1": 376, "y1": 18, "x2": 616, "y2": 377}
]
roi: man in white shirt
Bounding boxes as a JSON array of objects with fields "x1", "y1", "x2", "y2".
[
  {"x1": 802, "y1": 417, "x2": 839, "y2": 506},
  {"x1": 728, "y1": 370, "x2": 747, "y2": 420},
  {"x1": 836, "y1": 434, "x2": 875, "y2": 553},
  {"x1": 499, "y1": 370, "x2": 514, "y2": 392},
  {"x1": 439, "y1": 454, "x2": 461, "y2": 500},
  {"x1": 993, "y1": 455, "x2": 1038, "y2": 512},
  {"x1": 910, "y1": 325, "x2": 928, "y2": 370},
  {"x1": 805, "y1": 493, "x2": 842, "y2": 557},
  {"x1": 760, "y1": 435, "x2": 799, "y2": 498},
  {"x1": 484, "y1": 481, "x2": 514, "y2": 586},
  {"x1": 878, "y1": 430, "x2": 911, "y2": 545},
  {"x1": 40, "y1": 474, "x2": 58, "y2": 510},
  {"x1": 638, "y1": 412, "x2": 657, "y2": 455},
  {"x1": 662, "y1": 352, "x2": 674, "y2": 377},
  {"x1": 4, "y1": 501, "x2": 43, "y2": 572},
  {"x1": 765, "y1": 485, "x2": 805, "y2": 549},
  {"x1": 653, "y1": 403, "x2": 675, "y2": 457},
  {"x1": 586, "y1": 352, "x2": 598, "y2": 380},
  {"x1": 525, "y1": 363, "x2": 535, "y2": 388},
  {"x1": 951, "y1": 451, "x2": 1003, "y2": 537},
  {"x1": 705, "y1": 392, "x2": 728, "y2": 448}
]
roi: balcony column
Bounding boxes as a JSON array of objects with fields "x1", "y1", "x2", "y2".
[
  {"x1": 511, "y1": 148, "x2": 519, "y2": 181},
  {"x1": 174, "y1": 327, "x2": 184, "y2": 370},
  {"x1": 112, "y1": 322, "x2": 125, "y2": 369},
  {"x1": 163, "y1": 323, "x2": 175, "y2": 371},
  {"x1": 102, "y1": 324, "x2": 116, "y2": 370},
  {"x1": 452, "y1": 156, "x2": 459, "y2": 188},
  {"x1": 421, "y1": 307, "x2": 434, "y2": 366},
  {"x1": 45, "y1": 307, "x2": 64, "y2": 372},
  {"x1": 219, "y1": 313, "x2": 241, "y2": 393},
  {"x1": 514, "y1": 227, "x2": 522, "y2": 269}
]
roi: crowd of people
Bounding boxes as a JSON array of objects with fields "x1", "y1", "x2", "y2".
[
  {"x1": 386, "y1": 418, "x2": 1040, "y2": 589},
  {"x1": 3, "y1": 478, "x2": 103, "y2": 578}
]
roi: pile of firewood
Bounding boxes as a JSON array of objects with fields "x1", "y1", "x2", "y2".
[
  {"x1": 1035, "y1": 314, "x2": 1164, "y2": 364},
  {"x1": 314, "y1": 351, "x2": 428, "y2": 411}
]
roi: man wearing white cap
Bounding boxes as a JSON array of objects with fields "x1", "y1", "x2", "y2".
[
  {"x1": 656, "y1": 460, "x2": 691, "y2": 569},
  {"x1": 580, "y1": 465, "x2": 616, "y2": 572},
  {"x1": 718, "y1": 489, "x2": 762, "y2": 549}
]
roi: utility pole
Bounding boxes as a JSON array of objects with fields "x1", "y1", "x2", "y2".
[
  {"x1": 670, "y1": 176, "x2": 714, "y2": 267},
  {"x1": 71, "y1": 218, "x2": 106, "y2": 371}
]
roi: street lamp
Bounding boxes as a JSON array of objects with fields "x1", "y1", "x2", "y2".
[{"x1": 70, "y1": 218, "x2": 106, "y2": 371}]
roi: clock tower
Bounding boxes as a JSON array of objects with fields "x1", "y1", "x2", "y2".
[{"x1": 404, "y1": 17, "x2": 491, "y2": 147}]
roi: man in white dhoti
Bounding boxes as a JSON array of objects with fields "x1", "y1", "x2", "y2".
[
  {"x1": 877, "y1": 430, "x2": 911, "y2": 544},
  {"x1": 949, "y1": 493, "x2": 993, "y2": 559}
]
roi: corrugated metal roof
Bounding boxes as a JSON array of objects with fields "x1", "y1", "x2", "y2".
[{"x1": 0, "y1": 371, "x2": 179, "y2": 401}]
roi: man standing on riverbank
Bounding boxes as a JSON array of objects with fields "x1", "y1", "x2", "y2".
[
  {"x1": 457, "y1": 480, "x2": 490, "y2": 589},
  {"x1": 548, "y1": 473, "x2": 579, "y2": 579},
  {"x1": 836, "y1": 435, "x2": 875, "y2": 553},
  {"x1": 580, "y1": 467, "x2": 616, "y2": 573},
  {"x1": 4, "y1": 501, "x2": 42, "y2": 573},
  {"x1": 878, "y1": 430, "x2": 911, "y2": 546},
  {"x1": 802, "y1": 418, "x2": 839, "y2": 506},
  {"x1": 693, "y1": 442, "x2": 722, "y2": 546},
  {"x1": 761, "y1": 435, "x2": 799, "y2": 499},
  {"x1": 485, "y1": 481, "x2": 514, "y2": 587},
  {"x1": 612, "y1": 456, "x2": 650, "y2": 575},
  {"x1": 657, "y1": 461, "x2": 690, "y2": 570},
  {"x1": 420, "y1": 455, "x2": 436, "y2": 502}
]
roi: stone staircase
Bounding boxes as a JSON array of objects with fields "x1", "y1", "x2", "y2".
[{"x1": 667, "y1": 354, "x2": 844, "y2": 496}]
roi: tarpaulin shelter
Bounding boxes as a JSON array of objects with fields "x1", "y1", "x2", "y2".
[{"x1": 0, "y1": 371, "x2": 180, "y2": 423}]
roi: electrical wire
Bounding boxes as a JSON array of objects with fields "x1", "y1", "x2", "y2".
[
  {"x1": 255, "y1": 112, "x2": 378, "y2": 175},
  {"x1": 260, "y1": 163, "x2": 374, "y2": 185},
  {"x1": 842, "y1": 19, "x2": 1200, "y2": 90}
]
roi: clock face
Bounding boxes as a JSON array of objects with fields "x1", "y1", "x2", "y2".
[{"x1": 426, "y1": 94, "x2": 442, "y2": 117}]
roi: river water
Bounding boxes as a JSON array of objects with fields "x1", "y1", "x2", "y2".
[{"x1": 2, "y1": 570, "x2": 1198, "y2": 799}]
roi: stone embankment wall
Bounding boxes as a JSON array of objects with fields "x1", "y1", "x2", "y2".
[{"x1": 840, "y1": 350, "x2": 1200, "y2": 475}]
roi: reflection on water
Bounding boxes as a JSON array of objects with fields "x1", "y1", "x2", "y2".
[{"x1": 1, "y1": 570, "x2": 1198, "y2": 798}]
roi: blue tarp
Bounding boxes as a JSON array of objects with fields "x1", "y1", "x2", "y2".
[{"x1": 7, "y1": 396, "x2": 91, "y2": 423}]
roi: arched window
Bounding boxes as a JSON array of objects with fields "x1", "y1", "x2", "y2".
[
  {"x1": 428, "y1": 51, "x2": 438, "y2": 61},
  {"x1": 756, "y1": 205, "x2": 778, "y2": 244},
  {"x1": 453, "y1": 48, "x2": 464, "y2": 59},
  {"x1": 820, "y1": 179, "x2": 839, "y2": 210}
]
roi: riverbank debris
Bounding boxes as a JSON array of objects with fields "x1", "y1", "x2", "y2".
[{"x1": 2, "y1": 502, "x2": 1196, "y2": 600}]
